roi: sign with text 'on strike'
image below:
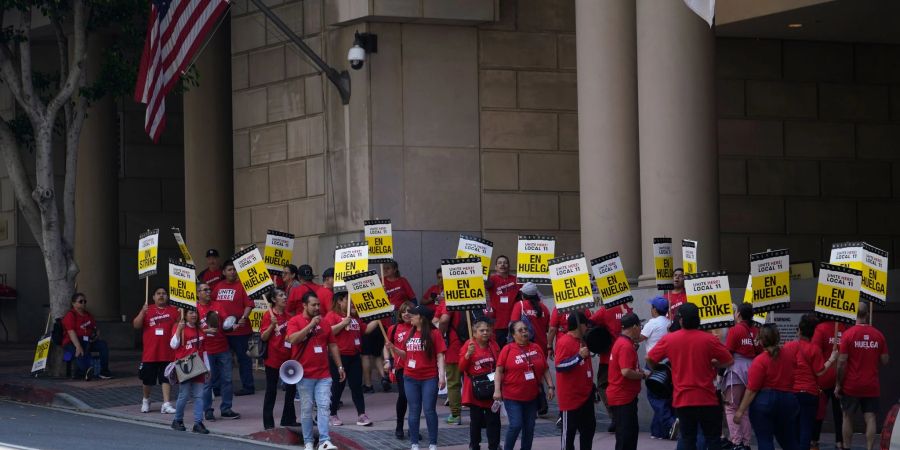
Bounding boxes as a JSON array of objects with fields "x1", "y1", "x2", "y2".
[
  {"x1": 334, "y1": 241, "x2": 369, "y2": 292},
  {"x1": 815, "y1": 262, "x2": 861, "y2": 325},
  {"x1": 168, "y1": 259, "x2": 198, "y2": 310},
  {"x1": 549, "y1": 253, "x2": 594, "y2": 313},
  {"x1": 685, "y1": 271, "x2": 735, "y2": 330},
  {"x1": 248, "y1": 299, "x2": 269, "y2": 333},
  {"x1": 263, "y1": 230, "x2": 294, "y2": 275},
  {"x1": 682, "y1": 239, "x2": 698, "y2": 275},
  {"x1": 653, "y1": 238, "x2": 674, "y2": 291},
  {"x1": 31, "y1": 336, "x2": 51, "y2": 373},
  {"x1": 749, "y1": 249, "x2": 790, "y2": 313},
  {"x1": 138, "y1": 229, "x2": 160, "y2": 279},
  {"x1": 456, "y1": 234, "x2": 493, "y2": 280},
  {"x1": 171, "y1": 227, "x2": 194, "y2": 266},
  {"x1": 233, "y1": 245, "x2": 274, "y2": 299},
  {"x1": 364, "y1": 219, "x2": 394, "y2": 263},
  {"x1": 590, "y1": 252, "x2": 633, "y2": 308},
  {"x1": 441, "y1": 258, "x2": 487, "y2": 311},
  {"x1": 516, "y1": 235, "x2": 555, "y2": 285},
  {"x1": 345, "y1": 270, "x2": 394, "y2": 321}
]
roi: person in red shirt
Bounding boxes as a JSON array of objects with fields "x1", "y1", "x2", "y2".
[
  {"x1": 385, "y1": 305, "x2": 447, "y2": 450},
  {"x1": 62, "y1": 292, "x2": 111, "y2": 381},
  {"x1": 317, "y1": 267, "x2": 335, "y2": 314},
  {"x1": 459, "y1": 316, "x2": 501, "y2": 450},
  {"x1": 286, "y1": 290, "x2": 345, "y2": 450},
  {"x1": 132, "y1": 287, "x2": 178, "y2": 413},
  {"x1": 197, "y1": 283, "x2": 240, "y2": 421},
  {"x1": 169, "y1": 309, "x2": 209, "y2": 434},
  {"x1": 734, "y1": 324, "x2": 799, "y2": 450},
  {"x1": 556, "y1": 312, "x2": 597, "y2": 450},
  {"x1": 437, "y1": 300, "x2": 490, "y2": 426},
  {"x1": 281, "y1": 264, "x2": 301, "y2": 300},
  {"x1": 420, "y1": 268, "x2": 443, "y2": 315},
  {"x1": 665, "y1": 268, "x2": 686, "y2": 321},
  {"x1": 510, "y1": 282, "x2": 551, "y2": 355},
  {"x1": 198, "y1": 249, "x2": 223, "y2": 289},
  {"x1": 487, "y1": 255, "x2": 520, "y2": 346},
  {"x1": 383, "y1": 301, "x2": 415, "y2": 439},
  {"x1": 547, "y1": 306, "x2": 592, "y2": 358},
  {"x1": 811, "y1": 319, "x2": 848, "y2": 449},
  {"x1": 785, "y1": 314, "x2": 839, "y2": 450},
  {"x1": 286, "y1": 265, "x2": 323, "y2": 316},
  {"x1": 260, "y1": 289, "x2": 297, "y2": 430},
  {"x1": 382, "y1": 260, "x2": 417, "y2": 309},
  {"x1": 836, "y1": 302, "x2": 890, "y2": 450},
  {"x1": 647, "y1": 303, "x2": 734, "y2": 450},
  {"x1": 324, "y1": 290, "x2": 378, "y2": 427},
  {"x1": 722, "y1": 303, "x2": 760, "y2": 450},
  {"x1": 608, "y1": 313, "x2": 647, "y2": 450},
  {"x1": 589, "y1": 301, "x2": 634, "y2": 432},
  {"x1": 212, "y1": 260, "x2": 256, "y2": 396}
]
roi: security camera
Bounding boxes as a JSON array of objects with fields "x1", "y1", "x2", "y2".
[
  {"x1": 348, "y1": 44, "x2": 366, "y2": 70},
  {"x1": 348, "y1": 31, "x2": 377, "y2": 71}
]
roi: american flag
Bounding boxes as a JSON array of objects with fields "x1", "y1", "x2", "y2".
[{"x1": 134, "y1": 0, "x2": 230, "y2": 142}]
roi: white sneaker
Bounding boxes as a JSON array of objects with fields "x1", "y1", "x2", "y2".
[
  {"x1": 318, "y1": 441, "x2": 338, "y2": 450},
  {"x1": 140, "y1": 398, "x2": 150, "y2": 413},
  {"x1": 303, "y1": 444, "x2": 314, "y2": 450},
  {"x1": 160, "y1": 402, "x2": 176, "y2": 414},
  {"x1": 410, "y1": 445, "x2": 420, "y2": 450},
  {"x1": 429, "y1": 446, "x2": 437, "y2": 450}
]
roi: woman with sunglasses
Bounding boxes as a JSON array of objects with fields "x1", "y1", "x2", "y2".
[
  {"x1": 494, "y1": 319, "x2": 554, "y2": 450},
  {"x1": 260, "y1": 289, "x2": 297, "y2": 430},
  {"x1": 384, "y1": 301, "x2": 415, "y2": 439},
  {"x1": 460, "y1": 316, "x2": 502, "y2": 450},
  {"x1": 63, "y1": 292, "x2": 112, "y2": 381},
  {"x1": 169, "y1": 308, "x2": 209, "y2": 434}
]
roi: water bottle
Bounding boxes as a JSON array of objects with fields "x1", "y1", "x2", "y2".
[{"x1": 491, "y1": 400, "x2": 502, "y2": 413}]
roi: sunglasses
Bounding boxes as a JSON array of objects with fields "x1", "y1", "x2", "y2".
[
  {"x1": 199, "y1": 288, "x2": 211, "y2": 292},
  {"x1": 76, "y1": 299, "x2": 87, "y2": 304},
  {"x1": 515, "y1": 327, "x2": 528, "y2": 334}
]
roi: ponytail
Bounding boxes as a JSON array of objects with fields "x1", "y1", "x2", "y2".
[
  {"x1": 418, "y1": 316, "x2": 435, "y2": 356},
  {"x1": 758, "y1": 323, "x2": 781, "y2": 358}
]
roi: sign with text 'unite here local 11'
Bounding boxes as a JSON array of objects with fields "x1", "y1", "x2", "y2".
[
  {"x1": 441, "y1": 258, "x2": 487, "y2": 311},
  {"x1": 685, "y1": 271, "x2": 735, "y2": 330},
  {"x1": 830, "y1": 242, "x2": 888, "y2": 306},
  {"x1": 334, "y1": 241, "x2": 369, "y2": 291},
  {"x1": 345, "y1": 270, "x2": 394, "y2": 321},
  {"x1": 364, "y1": 219, "x2": 394, "y2": 264},
  {"x1": 232, "y1": 245, "x2": 274, "y2": 299},
  {"x1": 138, "y1": 229, "x2": 159, "y2": 279},
  {"x1": 815, "y1": 262, "x2": 861, "y2": 325},
  {"x1": 456, "y1": 234, "x2": 493, "y2": 280},
  {"x1": 590, "y1": 252, "x2": 633, "y2": 308},
  {"x1": 516, "y1": 235, "x2": 555, "y2": 285},
  {"x1": 549, "y1": 253, "x2": 595, "y2": 313},
  {"x1": 749, "y1": 249, "x2": 790, "y2": 313},
  {"x1": 653, "y1": 238, "x2": 674, "y2": 291},
  {"x1": 263, "y1": 230, "x2": 294, "y2": 275},
  {"x1": 168, "y1": 259, "x2": 197, "y2": 310}
]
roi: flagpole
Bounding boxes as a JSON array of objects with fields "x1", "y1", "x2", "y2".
[{"x1": 179, "y1": 2, "x2": 233, "y2": 77}]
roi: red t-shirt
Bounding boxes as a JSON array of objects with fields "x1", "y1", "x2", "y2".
[
  {"x1": 384, "y1": 276, "x2": 416, "y2": 309},
  {"x1": 510, "y1": 300, "x2": 551, "y2": 355},
  {"x1": 140, "y1": 304, "x2": 179, "y2": 362},
  {"x1": 726, "y1": 321, "x2": 760, "y2": 359},
  {"x1": 589, "y1": 303, "x2": 634, "y2": 364},
  {"x1": 784, "y1": 339, "x2": 824, "y2": 394},
  {"x1": 488, "y1": 274, "x2": 520, "y2": 331},
  {"x1": 812, "y1": 321, "x2": 847, "y2": 389},
  {"x1": 549, "y1": 308, "x2": 591, "y2": 339},
  {"x1": 324, "y1": 311, "x2": 362, "y2": 356},
  {"x1": 747, "y1": 346, "x2": 796, "y2": 392},
  {"x1": 286, "y1": 314, "x2": 335, "y2": 380},
  {"x1": 286, "y1": 282, "x2": 322, "y2": 316},
  {"x1": 62, "y1": 309, "x2": 96, "y2": 347},
  {"x1": 403, "y1": 328, "x2": 447, "y2": 381},
  {"x1": 497, "y1": 341, "x2": 547, "y2": 402},
  {"x1": 458, "y1": 338, "x2": 501, "y2": 409},
  {"x1": 555, "y1": 333, "x2": 594, "y2": 410},
  {"x1": 261, "y1": 310, "x2": 291, "y2": 369},
  {"x1": 608, "y1": 335, "x2": 642, "y2": 406},
  {"x1": 421, "y1": 284, "x2": 442, "y2": 315},
  {"x1": 839, "y1": 324, "x2": 888, "y2": 397},
  {"x1": 172, "y1": 322, "x2": 205, "y2": 360},
  {"x1": 200, "y1": 267, "x2": 223, "y2": 290},
  {"x1": 436, "y1": 302, "x2": 463, "y2": 364},
  {"x1": 665, "y1": 290, "x2": 687, "y2": 320},
  {"x1": 388, "y1": 322, "x2": 414, "y2": 369},
  {"x1": 647, "y1": 329, "x2": 733, "y2": 408},
  {"x1": 315, "y1": 286, "x2": 333, "y2": 315},
  {"x1": 197, "y1": 301, "x2": 229, "y2": 354},
  {"x1": 211, "y1": 280, "x2": 253, "y2": 336}
]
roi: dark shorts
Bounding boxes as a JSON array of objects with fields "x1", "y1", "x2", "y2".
[
  {"x1": 840, "y1": 395, "x2": 879, "y2": 415},
  {"x1": 139, "y1": 361, "x2": 170, "y2": 386},
  {"x1": 360, "y1": 330, "x2": 385, "y2": 356},
  {"x1": 597, "y1": 363, "x2": 610, "y2": 389}
]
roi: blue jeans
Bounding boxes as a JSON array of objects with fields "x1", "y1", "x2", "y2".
[
  {"x1": 504, "y1": 397, "x2": 539, "y2": 450},
  {"x1": 677, "y1": 432, "x2": 706, "y2": 450},
  {"x1": 796, "y1": 392, "x2": 818, "y2": 450},
  {"x1": 226, "y1": 334, "x2": 254, "y2": 391},
  {"x1": 175, "y1": 381, "x2": 205, "y2": 424},
  {"x1": 647, "y1": 373, "x2": 676, "y2": 438},
  {"x1": 64, "y1": 340, "x2": 109, "y2": 374},
  {"x1": 749, "y1": 390, "x2": 799, "y2": 450},
  {"x1": 299, "y1": 377, "x2": 333, "y2": 444},
  {"x1": 203, "y1": 351, "x2": 233, "y2": 413},
  {"x1": 405, "y1": 376, "x2": 439, "y2": 446}
]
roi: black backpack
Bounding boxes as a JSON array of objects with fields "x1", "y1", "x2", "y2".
[{"x1": 51, "y1": 318, "x2": 64, "y2": 345}]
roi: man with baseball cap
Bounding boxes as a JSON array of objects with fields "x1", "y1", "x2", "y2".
[
  {"x1": 608, "y1": 313, "x2": 648, "y2": 450},
  {"x1": 640, "y1": 296, "x2": 676, "y2": 440},
  {"x1": 287, "y1": 264, "x2": 322, "y2": 316},
  {"x1": 316, "y1": 268, "x2": 335, "y2": 314},
  {"x1": 198, "y1": 249, "x2": 223, "y2": 289}
]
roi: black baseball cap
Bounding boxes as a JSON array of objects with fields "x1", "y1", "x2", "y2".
[
  {"x1": 409, "y1": 305, "x2": 434, "y2": 320},
  {"x1": 298, "y1": 264, "x2": 316, "y2": 278},
  {"x1": 206, "y1": 249, "x2": 219, "y2": 257},
  {"x1": 620, "y1": 313, "x2": 641, "y2": 330},
  {"x1": 322, "y1": 267, "x2": 334, "y2": 279}
]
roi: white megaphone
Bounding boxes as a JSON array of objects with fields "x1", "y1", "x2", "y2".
[{"x1": 279, "y1": 360, "x2": 303, "y2": 384}]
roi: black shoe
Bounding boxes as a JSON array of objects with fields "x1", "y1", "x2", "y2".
[
  {"x1": 363, "y1": 385, "x2": 375, "y2": 394},
  {"x1": 171, "y1": 420, "x2": 186, "y2": 431},
  {"x1": 234, "y1": 388, "x2": 254, "y2": 396},
  {"x1": 220, "y1": 409, "x2": 241, "y2": 419},
  {"x1": 381, "y1": 377, "x2": 392, "y2": 392},
  {"x1": 607, "y1": 423, "x2": 616, "y2": 433},
  {"x1": 205, "y1": 410, "x2": 215, "y2": 421},
  {"x1": 720, "y1": 441, "x2": 736, "y2": 450},
  {"x1": 395, "y1": 427, "x2": 405, "y2": 439},
  {"x1": 668, "y1": 418, "x2": 680, "y2": 440},
  {"x1": 470, "y1": 446, "x2": 481, "y2": 450},
  {"x1": 280, "y1": 421, "x2": 300, "y2": 427},
  {"x1": 98, "y1": 370, "x2": 113, "y2": 380},
  {"x1": 192, "y1": 423, "x2": 209, "y2": 434},
  {"x1": 213, "y1": 389, "x2": 221, "y2": 397}
]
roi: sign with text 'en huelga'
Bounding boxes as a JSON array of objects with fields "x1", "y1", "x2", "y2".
[
  {"x1": 441, "y1": 258, "x2": 487, "y2": 311},
  {"x1": 815, "y1": 262, "x2": 861, "y2": 325},
  {"x1": 516, "y1": 235, "x2": 555, "y2": 285},
  {"x1": 364, "y1": 219, "x2": 394, "y2": 264},
  {"x1": 830, "y1": 242, "x2": 888, "y2": 306},
  {"x1": 749, "y1": 249, "x2": 790, "y2": 313},
  {"x1": 590, "y1": 252, "x2": 633, "y2": 308},
  {"x1": 334, "y1": 241, "x2": 369, "y2": 292},
  {"x1": 653, "y1": 238, "x2": 674, "y2": 291},
  {"x1": 168, "y1": 259, "x2": 197, "y2": 310},
  {"x1": 346, "y1": 270, "x2": 394, "y2": 321},
  {"x1": 549, "y1": 253, "x2": 594, "y2": 313},
  {"x1": 233, "y1": 245, "x2": 274, "y2": 299},
  {"x1": 263, "y1": 230, "x2": 294, "y2": 275}
]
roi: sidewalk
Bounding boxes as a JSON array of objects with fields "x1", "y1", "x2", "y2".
[{"x1": 0, "y1": 344, "x2": 851, "y2": 449}]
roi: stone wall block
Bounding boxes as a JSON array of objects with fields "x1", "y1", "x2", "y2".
[
  {"x1": 819, "y1": 84, "x2": 890, "y2": 123},
  {"x1": 267, "y1": 79, "x2": 305, "y2": 122},
  {"x1": 719, "y1": 234, "x2": 749, "y2": 273},
  {"x1": 233, "y1": 54, "x2": 249, "y2": 89},
  {"x1": 784, "y1": 122, "x2": 854, "y2": 159},
  {"x1": 719, "y1": 197, "x2": 784, "y2": 233},
  {"x1": 746, "y1": 81, "x2": 817, "y2": 119},
  {"x1": 482, "y1": 192, "x2": 558, "y2": 230},
  {"x1": 481, "y1": 111, "x2": 557, "y2": 150},
  {"x1": 558, "y1": 113, "x2": 578, "y2": 151},
  {"x1": 855, "y1": 44, "x2": 900, "y2": 84},
  {"x1": 480, "y1": 31, "x2": 557, "y2": 69},
  {"x1": 404, "y1": 147, "x2": 481, "y2": 231},
  {"x1": 559, "y1": 194, "x2": 579, "y2": 230},
  {"x1": 718, "y1": 119, "x2": 782, "y2": 156},
  {"x1": 718, "y1": 159, "x2": 746, "y2": 195},
  {"x1": 820, "y1": 161, "x2": 891, "y2": 198},
  {"x1": 747, "y1": 159, "x2": 819, "y2": 196},
  {"x1": 858, "y1": 201, "x2": 900, "y2": 235},
  {"x1": 516, "y1": 0, "x2": 574, "y2": 32},
  {"x1": 481, "y1": 152, "x2": 518, "y2": 190},
  {"x1": 248, "y1": 46, "x2": 285, "y2": 86},
  {"x1": 518, "y1": 153, "x2": 579, "y2": 191},
  {"x1": 232, "y1": 88, "x2": 267, "y2": 130},
  {"x1": 269, "y1": 159, "x2": 307, "y2": 201},
  {"x1": 234, "y1": 166, "x2": 269, "y2": 207},
  {"x1": 231, "y1": 13, "x2": 266, "y2": 54},
  {"x1": 716, "y1": 38, "x2": 781, "y2": 80},
  {"x1": 857, "y1": 124, "x2": 900, "y2": 159},
  {"x1": 786, "y1": 199, "x2": 856, "y2": 234},
  {"x1": 288, "y1": 196, "x2": 326, "y2": 237},
  {"x1": 251, "y1": 203, "x2": 289, "y2": 243},
  {"x1": 250, "y1": 123, "x2": 287, "y2": 165},
  {"x1": 480, "y1": 70, "x2": 516, "y2": 108},
  {"x1": 517, "y1": 71, "x2": 577, "y2": 111},
  {"x1": 783, "y1": 41, "x2": 853, "y2": 82}
]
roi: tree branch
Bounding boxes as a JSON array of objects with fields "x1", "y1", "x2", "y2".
[
  {"x1": 47, "y1": 0, "x2": 86, "y2": 120},
  {"x1": 62, "y1": 81, "x2": 86, "y2": 275},
  {"x1": 0, "y1": 118, "x2": 42, "y2": 250},
  {"x1": 17, "y1": 5, "x2": 40, "y2": 117}
]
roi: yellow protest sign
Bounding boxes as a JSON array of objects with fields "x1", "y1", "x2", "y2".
[
  {"x1": 749, "y1": 249, "x2": 790, "y2": 313},
  {"x1": 830, "y1": 242, "x2": 888, "y2": 306},
  {"x1": 31, "y1": 336, "x2": 51, "y2": 373},
  {"x1": 171, "y1": 227, "x2": 194, "y2": 265},
  {"x1": 456, "y1": 234, "x2": 493, "y2": 280},
  {"x1": 233, "y1": 245, "x2": 274, "y2": 299},
  {"x1": 653, "y1": 238, "x2": 674, "y2": 290},
  {"x1": 334, "y1": 241, "x2": 369, "y2": 291},
  {"x1": 441, "y1": 258, "x2": 487, "y2": 311},
  {"x1": 591, "y1": 252, "x2": 633, "y2": 307},
  {"x1": 743, "y1": 276, "x2": 768, "y2": 326},
  {"x1": 264, "y1": 230, "x2": 294, "y2": 275},
  {"x1": 815, "y1": 263, "x2": 861, "y2": 324},
  {"x1": 138, "y1": 229, "x2": 159, "y2": 279},
  {"x1": 345, "y1": 270, "x2": 394, "y2": 321},
  {"x1": 682, "y1": 239, "x2": 698, "y2": 275},
  {"x1": 549, "y1": 253, "x2": 594, "y2": 313},
  {"x1": 685, "y1": 271, "x2": 735, "y2": 330},
  {"x1": 516, "y1": 235, "x2": 555, "y2": 285},
  {"x1": 249, "y1": 299, "x2": 269, "y2": 332},
  {"x1": 168, "y1": 260, "x2": 198, "y2": 310},
  {"x1": 365, "y1": 219, "x2": 394, "y2": 263}
]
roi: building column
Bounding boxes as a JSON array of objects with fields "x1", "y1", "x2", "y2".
[
  {"x1": 184, "y1": 22, "x2": 233, "y2": 259},
  {"x1": 575, "y1": 0, "x2": 642, "y2": 276},
  {"x1": 74, "y1": 35, "x2": 118, "y2": 320},
  {"x1": 636, "y1": 0, "x2": 718, "y2": 282}
]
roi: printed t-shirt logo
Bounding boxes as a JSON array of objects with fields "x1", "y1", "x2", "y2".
[{"x1": 217, "y1": 289, "x2": 236, "y2": 301}]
